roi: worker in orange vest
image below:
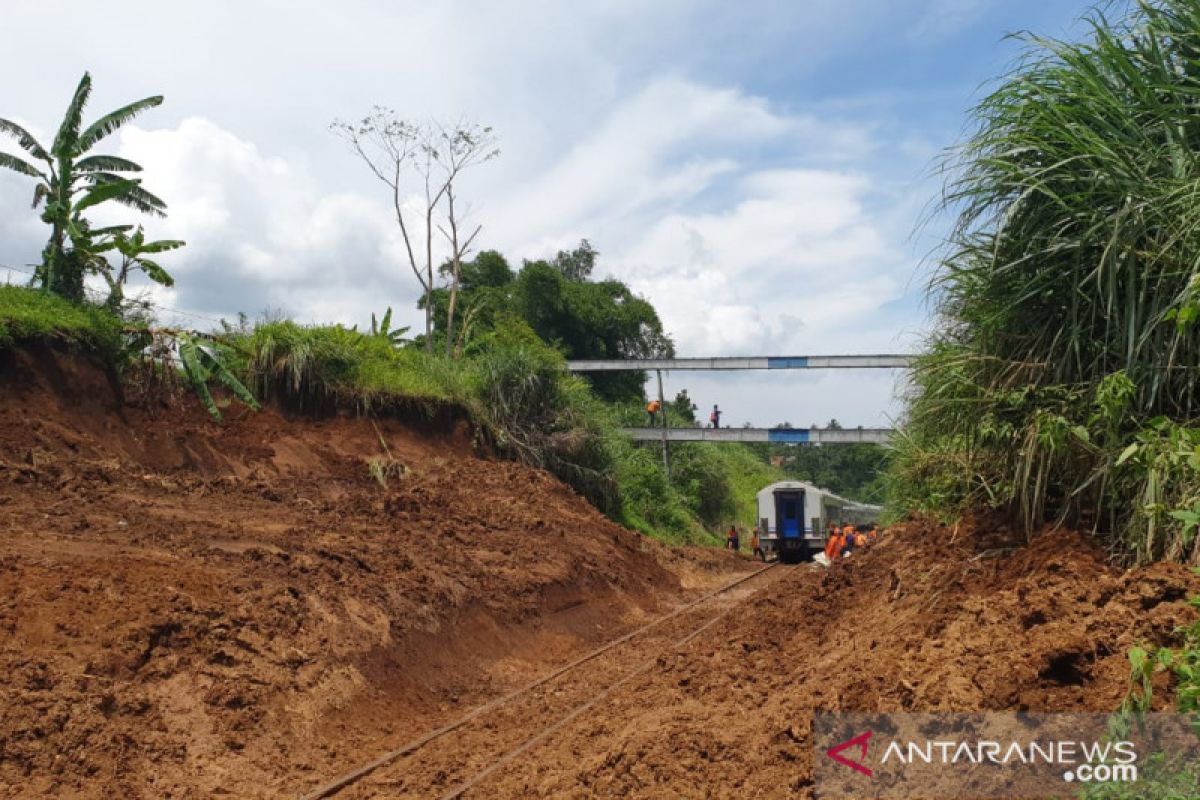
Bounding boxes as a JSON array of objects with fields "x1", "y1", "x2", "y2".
[
  {"x1": 824, "y1": 526, "x2": 844, "y2": 560},
  {"x1": 853, "y1": 527, "x2": 869, "y2": 549},
  {"x1": 751, "y1": 527, "x2": 764, "y2": 561},
  {"x1": 726, "y1": 525, "x2": 740, "y2": 552},
  {"x1": 646, "y1": 399, "x2": 662, "y2": 425},
  {"x1": 841, "y1": 524, "x2": 857, "y2": 555},
  {"x1": 868, "y1": 524, "x2": 880, "y2": 543}
]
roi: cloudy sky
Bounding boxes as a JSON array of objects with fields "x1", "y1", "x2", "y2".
[{"x1": 0, "y1": 1, "x2": 1092, "y2": 426}]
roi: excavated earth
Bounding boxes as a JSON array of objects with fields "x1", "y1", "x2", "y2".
[
  {"x1": 0, "y1": 344, "x2": 745, "y2": 798},
  {"x1": 1, "y1": 343, "x2": 1199, "y2": 799},
  {"x1": 475, "y1": 519, "x2": 1200, "y2": 798}
]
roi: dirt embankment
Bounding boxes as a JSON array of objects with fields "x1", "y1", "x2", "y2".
[
  {"x1": 5, "y1": 343, "x2": 1199, "y2": 800},
  {"x1": 476, "y1": 517, "x2": 1200, "y2": 798},
  {"x1": 0, "y1": 344, "x2": 745, "y2": 798}
]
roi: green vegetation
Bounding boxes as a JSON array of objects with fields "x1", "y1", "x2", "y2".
[
  {"x1": 747, "y1": 429, "x2": 889, "y2": 504},
  {"x1": 1082, "y1": 587, "x2": 1200, "y2": 800},
  {"x1": 226, "y1": 311, "x2": 760, "y2": 543},
  {"x1": 177, "y1": 332, "x2": 260, "y2": 421},
  {"x1": 890, "y1": 0, "x2": 1200, "y2": 563},
  {"x1": 422, "y1": 243, "x2": 674, "y2": 402},
  {"x1": 0, "y1": 285, "x2": 121, "y2": 352},
  {"x1": 0, "y1": 73, "x2": 256, "y2": 421},
  {"x1": 0, "y1": 72, "x2": 179, "y2": 305}
]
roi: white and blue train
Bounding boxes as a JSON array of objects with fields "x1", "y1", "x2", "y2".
[{"x1": 754, "y1": 480, "x2": 881, "y2": 562}]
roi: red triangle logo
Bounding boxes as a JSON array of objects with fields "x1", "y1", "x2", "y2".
[{"x1": 826, "y1": 730, "x2": 874, "y2": 777}]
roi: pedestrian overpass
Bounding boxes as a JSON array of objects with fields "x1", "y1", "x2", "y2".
[
  {"x1": 621, "y1": 427, "x2": 894, "y2": 444},
  {"x1": 568, "y1": 354, "x2": 913, "y2": 371},
  {"x1": 567, "y1": 353, "x2": 911, "y2": 471}
]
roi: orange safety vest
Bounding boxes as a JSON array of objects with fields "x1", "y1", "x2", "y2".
[
  {"x1": 854, "y1": 532, "x2": 868, "y2": 548},
  {"x1": 647, "y1": 400, "x2": 661, "y2": 413},
  {"x1": 825, "y1": 533, "x2": 843, "y2": 559}
]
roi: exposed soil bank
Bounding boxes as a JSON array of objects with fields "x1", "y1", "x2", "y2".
[
  {"x1": 3, "y1": 345, "x2": 1198, "y2": 799},
  {"x1": 474, "y1": 516, "x2": 1200, "y2": 797},
  {"x1": 0, "y1": 345, "x2": 746, "y2": 798}
]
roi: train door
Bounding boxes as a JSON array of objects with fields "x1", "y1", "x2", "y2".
[{"x1": 774, "y1": 490, "x2": 805, "y2": 560}]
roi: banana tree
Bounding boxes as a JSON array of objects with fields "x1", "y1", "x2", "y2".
[
  {"x1": 0, "y1": 72, "x2": 167, "y2": 302},
  {"x1": 368, "y1": 306, "x2": 411, "y2": 348},
  {"x1": 90, "y1": 225, "x2": 184, "y2": 310}
]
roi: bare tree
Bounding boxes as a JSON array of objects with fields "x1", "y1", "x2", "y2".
[
  {"x1": 331, "y1": 109, "x2": 497, "y2": 352},
  {"x1": 431, "y1": 120, "x2": 499, "y2": 356}
]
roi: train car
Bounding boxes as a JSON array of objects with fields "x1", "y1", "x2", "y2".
[{"x1": 755, "y1": 481, "x2": 881, "y2": 563}]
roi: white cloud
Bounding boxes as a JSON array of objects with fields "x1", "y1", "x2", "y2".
[
  {"x1": 0, "y1": 1, "x2": 968, "y2": 428},
  {"x1": 0, "y1": 74, "x2": 923, "y2": 427},
  {"x1": 907, "y1": 0, "x2": 996, "y2": 42},
  {"x1": 83, "y1": 118, "x2": 423, "y2": 327},
  {"x1": 608, "y1": 167, "x2": 902, "y2": 356}
]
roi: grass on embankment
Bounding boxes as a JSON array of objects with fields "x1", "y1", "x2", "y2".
[
  {"x1": 0, "y1": 291, "x2": 777, "y2": 548},
  {"x1": 231, "y1": 321, "x2": 778, "y2": 546},
  {"x1": 0, "y1": 285, "x2": 122, "y2": 351}
]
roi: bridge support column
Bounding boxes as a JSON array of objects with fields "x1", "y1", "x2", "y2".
[{"x1": 656, "y1": 369, "x2": 670, "y2": 478}]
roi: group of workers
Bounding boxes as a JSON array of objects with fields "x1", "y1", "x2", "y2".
[
  {"x1": 823, "y1": 522, "x2": 879, "y2": 559},
  {"x1": 645, "y1": 401, "x2": 722, "y2": 429},
  {"x1": 723, "y1": 521, "x2": 881, "y2": 561}
]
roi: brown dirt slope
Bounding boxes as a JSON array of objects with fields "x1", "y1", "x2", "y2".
[
  {"x1": 476, "y1": 517, "x2": 1200, "y2": 798},
  {"x1": 0, "y1": 344, "x2": 737, "y2": 799}
]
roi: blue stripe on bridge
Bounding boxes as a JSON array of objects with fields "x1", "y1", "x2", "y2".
[{"x1": 766, "y1": 357, "x2": 809, "y2": 369}]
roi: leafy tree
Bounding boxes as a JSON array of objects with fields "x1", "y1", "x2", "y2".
[
  {"x1": 514, "y1": 255, "x2": 673, "y2": 401},
  {"x1": 671, "y1": 389, "x2": 698, "y2": 425},
  {"x1": 551, "y1": 239, "x2": 597, "y2": 282},
  {"x1": 93, "y1": 226, "x2": 183, "y2": 311},
  {"x1": 0, "y1": 73, "x2": 167, "y2": 302},
  {"x1": 420, "y1": 244, "x2": 672, "y2": 398},
  {"x1": 452, "y1": 249, "x2": 514, "y2": 292},
  {"x1": 421, "y1": 250, "x2": 516, "y2": 355}
]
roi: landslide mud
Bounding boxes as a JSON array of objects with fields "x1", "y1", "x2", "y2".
[
  {"x1": 3, "y1": 344, "x2": 1198, "y2": 800},
  {"x1": 0, "y1": 345, "x2": 747, "y2": 798},
  {"x1": 469, "y1": 518, "x2": 1200, "y2": 798}
]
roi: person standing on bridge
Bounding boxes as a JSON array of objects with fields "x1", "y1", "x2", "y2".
[
  {"x1": 710, "y1": 404, "x2": 722, "y2": 429},
  {"x1": 646, "y1": 398, "x2": 662, "y2": 426}
]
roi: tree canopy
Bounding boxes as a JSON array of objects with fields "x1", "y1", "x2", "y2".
[{"x1": 422, "y1": 241, "x2": 674, "y2": 401}]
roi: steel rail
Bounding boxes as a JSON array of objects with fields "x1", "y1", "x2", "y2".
[
  {"x1": 297, "y1": 562, "x2": 779, "y2": 799},
  {"x1": 440, "y1": 564, "x2": 799, "y2": 798}
]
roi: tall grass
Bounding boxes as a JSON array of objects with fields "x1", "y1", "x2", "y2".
[
  {"x1": 894, "y1": 0, "x2": 1200, "y2": 562},
  {"x1": 0, "y1": 285, "x2": 121, "y2": 353},
  {"x1": 230, "y1": 318, "x2": 760, "y2": 544},
  {"x1": 239, "y1": 321, "x2": 465, "y2": 409}
]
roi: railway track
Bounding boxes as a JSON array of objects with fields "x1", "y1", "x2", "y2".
[{"x1": 297, "y1": 562, "x2": 793, "y2": 799}]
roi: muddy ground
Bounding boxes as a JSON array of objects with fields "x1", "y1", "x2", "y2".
[
  {"x1": 1, "y1": 344, "x2": 1198, "y2": 799},
  {"x1": 477, "y1": 519, "x2": 1200, "y2": 798}
]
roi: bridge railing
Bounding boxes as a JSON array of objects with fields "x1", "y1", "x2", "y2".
[
  {"x1": 621, "y1": 427, "x2": 894, "y2": 444},
  {"x1": 567, "y1": 354, "x2": 914, "y2": 371}
]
